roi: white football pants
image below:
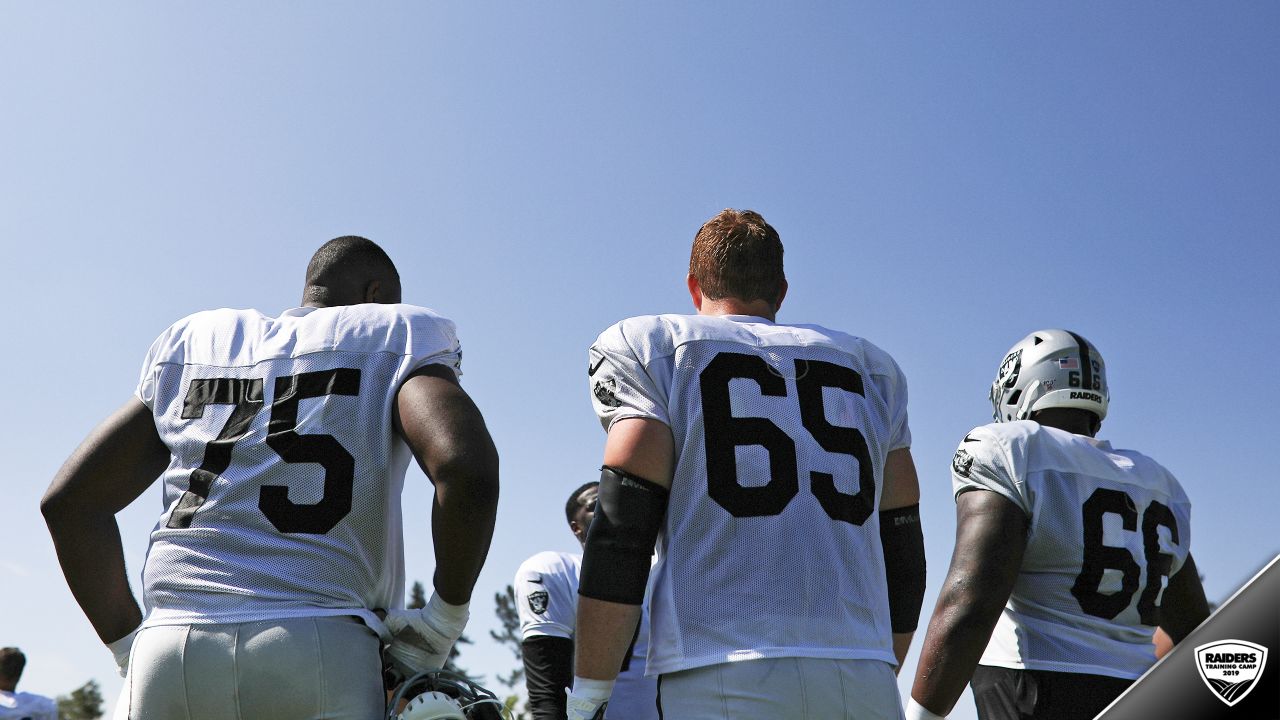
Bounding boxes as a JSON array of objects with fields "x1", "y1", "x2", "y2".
[
  {"x1": 114, "y1": 616, "x2": 384, "y2": 720},
  {"x1": 657, "y1": 657, "x2": 905, "y2": 720}
]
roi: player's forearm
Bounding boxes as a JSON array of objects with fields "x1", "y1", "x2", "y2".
[
  {"x1": 41, "y1": 399, "x2": 165, "y2": 642},
  {"x1": 910, "y1": 590, "x2": 1003, "y2": 715},
  {"x1": 893, "y1": 632, "x2": 914, "y2": 670},
  {"x1": 42, "y1": 509, "x2": 142, "y2": 643},
  {"x1": 574, "y1": 596, "x2": 641, "y2": 682},
  {"x1": 522, "y1": 636, "x2": 575, "y2": 720},
  {"x1": 429, "y1": 456, "x2": 499, "y2": 604},
  {"x1": 912, "y1": 490, "x2": 1027, "y2": 715}
]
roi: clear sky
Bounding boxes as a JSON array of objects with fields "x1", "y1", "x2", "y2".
[{"x1": 2, "y1": 4, "x2": 1277, "y2": 719}]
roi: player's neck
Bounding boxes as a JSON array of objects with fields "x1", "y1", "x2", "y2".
[
  {"x1": 1033, "y1": 409, "x2": 1099, "y2": 437},
  {"x1": 697, "y1": 297, "x2": 777, "y2": 322}
]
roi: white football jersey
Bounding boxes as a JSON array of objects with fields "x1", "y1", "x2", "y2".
[
  {"x1": 0, "y1": 690, "x2": 57, "y2": 720},
  {"x1": 589, "y1": 314, "x2": 911, "y2": 675},
  {"x1": 514, "y1": 551, "x2": 657, "y2": 720},
  {"x1": 951, "y1": 421, "x2": 1192, "y2": 679},
  {"x1": 135, "y1": 304, "x2": 462, "y2": 630}
]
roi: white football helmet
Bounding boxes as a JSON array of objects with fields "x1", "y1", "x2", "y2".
[
  {"x1": 388, "y1": 670, "x2": 505, "y2": 720},
  {"x1": 989, "y1": 329, "x2": 1109, "y2": 423}
]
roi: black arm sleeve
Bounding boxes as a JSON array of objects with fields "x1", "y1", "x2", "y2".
[
  {"x1": 522, "y1": 635, "x2": 575, "y2": 720},
  {"x1": 579, "y1": 466, "x2": 668, "y2": 604},
  {"x1": 881, "y1": 503, "x2": 926, "y2": 633}
]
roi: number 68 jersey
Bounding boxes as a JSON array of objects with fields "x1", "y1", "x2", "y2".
[
  {"x1": 134, "y1": 304, "x2": 462, "y2": 631},
  {"x1": 951, "y1": 421, "x2": 1192, "y2": 679},
  {"x1": 589, "y1": 314, "x2": 911, "y2": 676}
]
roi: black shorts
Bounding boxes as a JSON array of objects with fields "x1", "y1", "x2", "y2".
[{"x1": 969, "y1": 665, "x2": 1134, "y2": 720}]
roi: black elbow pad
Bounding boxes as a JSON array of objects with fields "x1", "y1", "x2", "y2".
[
  {"x1": 578, "y1": 466, "x2": 668, "y2": 605},
  {"x1": 881, "y1": 503, "x2": 926, "y2": 633}
]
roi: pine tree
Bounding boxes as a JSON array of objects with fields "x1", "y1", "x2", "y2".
[
  {"x1": 408, "y1": 580, "x2": 428, "y2": 610},
  {"x1": 490, "y1": 584, "x2": 525, "y2": 689},
  {"x1": 56, "y1": 680, "x2": 104, "y2": 720},
  {"x1": 490, "y1": 584, "x2": 528, "y2": 720}
]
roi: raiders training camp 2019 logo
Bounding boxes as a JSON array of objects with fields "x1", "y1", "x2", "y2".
[
  {"x1": 1195, "y1": 640, "x2": 1268, "y2": 706},
  {"x1": 527, "y1": 590, "x2": 549, "y2": 615}
]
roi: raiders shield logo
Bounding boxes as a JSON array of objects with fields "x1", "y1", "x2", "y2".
[
  {"x1": 1195, "y1": 640, "x2": 1268, "y2": 706},
  {"x1": 527, "y1": 590, "x2": 550, "y2": 615},
  {"x1": 593, "y1": 378, "x2": 622, "y2": 408},
  {"x1": 952, "y1": 448, "x2": 974, "y2": 477},
  {"x1": 997, "y1": 349, "x2": 1022, "y2": 389}
]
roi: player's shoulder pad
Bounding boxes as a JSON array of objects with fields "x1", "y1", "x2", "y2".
[
  {"x1": 1099, "y1": 442, "x2": 1192, "y2": 506},
  {"x1": 332, "y1": 303, "x2": 461, "y2": 363},
  {"x1": 516, "y1": 550, "x2": 580, "y2": 581},
  {"x1": 338, "y1": 302, "x2": 457, "y2": 340},
  {"x1": 789, "y1": 324, "x2": 906, "y2": 376},
  {"x1": 591, "y1": 315, "x2": 678, "y2": 362},
  {"x1": 146, "y1": 308, "x2": 267, "y2": 364},
  {"x1": 951, "y1": 422, "x2": 1034, "y2": 501}
]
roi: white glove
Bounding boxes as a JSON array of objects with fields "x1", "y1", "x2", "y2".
[
  {"x1": 566, "y1": 677, "x2": 613, "y2": 720},
  {"x1": 106, "y1": 626, "x2": 140, "y2": 678},
  {"x1": 904, "y1": 698, "x2": 947, "y2": 720},
  {"x1": 384, "y1": 593, "x2": 469, "y2": 677}
]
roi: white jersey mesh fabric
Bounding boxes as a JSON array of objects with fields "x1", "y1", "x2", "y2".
[
  {"x1": 134, "y1": 304, "x2": 462, "y2": 629},
  {"x1": 951, "y1": 421, "x2": 1192, "y2": 679},
  {"x1": 589, "y1": 314, "x2": 910, "y2": 675},
  {"x1": 515, "y1": 551, "x2": 656, "y2": 718},
  {"x1": 515, "y1": 551, "x2": 582, "y2": 641},
  {"x1": 0, "y1": 690, "x2": 58, "y2": 720}
]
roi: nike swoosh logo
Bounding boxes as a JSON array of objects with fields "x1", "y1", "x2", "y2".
[
  {"x1": 528, "y1": 577, "x2": 544, "y2": 584},
  {"x1": 588, "y1": 356, "x2": 606, "y2": 376},
  {"x1": 963, "y1": 434, "x2": 981, "y2": 443}
]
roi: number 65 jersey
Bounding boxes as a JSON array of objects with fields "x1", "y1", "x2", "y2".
[
  {"x1": 134, "y1": 304, "x2": 462, "y2": 631},
  {"x1": 589, "y1": 314, "x2": 911, "y2": 676},
  {"x1": 951, "y1": 421, "x2": 1192, "y2": 679}
]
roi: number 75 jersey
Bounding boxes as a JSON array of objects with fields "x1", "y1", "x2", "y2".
[
  {"x1": 951, "y1": 421, "x2": 1192, "y2": 679},
  {"x1": 589, "y1": 314, "x2": 911, "y2": 675},
  {"x1": 134, "y1": 304, "x2": 462, "y2": 629}
]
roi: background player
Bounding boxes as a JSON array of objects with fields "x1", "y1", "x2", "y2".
[
  {"x1": 515, "y1": 481, "x2": 657, "y2": 719},
  {"x1": 0, "y1": 648, "x2": 57, "y2": 720},
  {"x1": 906, "y1": 329, "x2": 1210, "y2": 720},
  {"x1": 568, "y1": 209, "x2": 925, "y2": 719},
  {"x1": 42, "y1": 236, "x2": 499, "y2": 720}
]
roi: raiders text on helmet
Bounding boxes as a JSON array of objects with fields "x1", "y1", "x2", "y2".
[{"x1": 989, "y1": 329, "x2": 1109, "y2": 423}]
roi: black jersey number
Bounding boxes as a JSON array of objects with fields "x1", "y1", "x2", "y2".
[
  {"x1": 166, "y1": 368, "x2": 361, "y2": 534},
  {"x1": 700, "y1": 352, "x2": 875, "y2": 525},
  {"x1": 1070, "y1": 488, "x2": 1179, "y2": 624}
]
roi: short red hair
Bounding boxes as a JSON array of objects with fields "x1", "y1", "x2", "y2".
[{"x1": 689, "y1": 209, "x2": 785, "y2": 306}]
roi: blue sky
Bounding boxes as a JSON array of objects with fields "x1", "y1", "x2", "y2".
[{"x1": 2, "y1": 4, "x2": 1277, "y2": 718}]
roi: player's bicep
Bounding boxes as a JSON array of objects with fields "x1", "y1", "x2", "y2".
[
  {"x1": 44, "y1": 397, "x2": 169, "y2": 518},
  {"x1": 946, "y1": 489, "x2": 1028, "y2": 605},
  {"x1": 881, "y1": 447, "x2": 920, "y2": 511},
  {"x1": 395, "y1": 365, "x2": 497, "y2": 483},
  {"x1": 602, "y1": 417, "x2": 675, "y2": 490}
]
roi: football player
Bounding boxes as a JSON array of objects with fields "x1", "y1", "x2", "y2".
[
  {"x1": 0, "y1": 648, "x2": 57, "y2": 720},
  {"x1": 906, "y1": 330, "x2": 1210, "y2": 720},
  {"x1": 514, "y1": 482, "x2": 656, "y2": 719},
  {"x1": 42, "y1": 236, "x2": 500, "y2": 720},
  {"x1": 568, "y1": 209, "x2": 925, "y2": 719}
]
